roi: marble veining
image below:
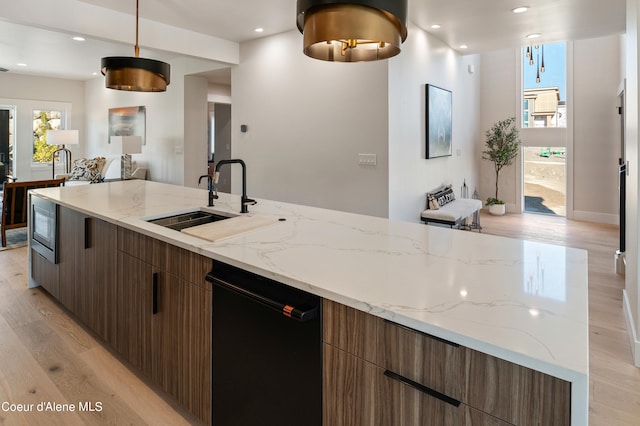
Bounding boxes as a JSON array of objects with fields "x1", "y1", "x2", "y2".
[{"x1": 31, "y1": 180, "x2": 589, "y2": 424}]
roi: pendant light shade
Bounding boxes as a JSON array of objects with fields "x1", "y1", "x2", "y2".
[
  {"x1": 101, "y1": 0, "x2": 170, "y2": 92},
  {"x1": 101, "y1": 56, "x2": 170, "y2": 92},
  {"x1": 296, "y1": 0, "x2": 408, "y2": 62}
]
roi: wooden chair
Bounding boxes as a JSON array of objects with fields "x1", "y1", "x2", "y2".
[{"x1": 1, "y1": 178, "x2": 65, "y2": 247}]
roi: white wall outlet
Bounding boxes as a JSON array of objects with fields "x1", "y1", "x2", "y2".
[{"x1": 358, "y1": 153, "x2": 377, "y2": 166}]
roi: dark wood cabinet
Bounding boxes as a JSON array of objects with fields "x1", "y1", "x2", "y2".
[
  {"x1": 57, "y1": 206, "x2": 117, "y2": 343},
  {"x1": 322, "y1": 299, "x2": 570, "y2": 426},
  {"x1": 31, "y1": 206, "x2": 212, "y2": 425},
  {"x1": 117, "y1": 228, "x2": 212, "y2": 424},
  {"x1": 465, "y1": 348, "x2": 571, "y2": 425},
  {"x1": 115, "y1": 251, "x2": 153, "y2": 375},
  {"x1": 152, "y1": 269, "x2": 212, "y2": 422},
  {"x1": 57, "y1": 206, "x2": 82, "y2": 312}
]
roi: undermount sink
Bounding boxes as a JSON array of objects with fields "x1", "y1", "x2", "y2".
[{"x1": 147, "y1": 210, "x2": 234, "y2": 231}]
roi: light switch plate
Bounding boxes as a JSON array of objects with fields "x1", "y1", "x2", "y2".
[{"x1": 358, "y1": 153, "x2": 377, "y2": 166}]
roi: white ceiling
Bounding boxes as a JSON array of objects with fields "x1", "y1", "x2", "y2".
[{"x1": 0, "y1": 0, "x2": 627, "y2": 83}]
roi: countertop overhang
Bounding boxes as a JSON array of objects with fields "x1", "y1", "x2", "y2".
[{"x1": 31, "y1": 180, "x2": 589, "y2": 420}]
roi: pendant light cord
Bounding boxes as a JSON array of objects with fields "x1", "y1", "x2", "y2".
[{"x1": 134, "y1": 0, "x2": 140, "y2": 58}]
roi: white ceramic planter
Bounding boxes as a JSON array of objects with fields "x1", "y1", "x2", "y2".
[{"x1": 488, "y1": 204, "x2": 506, "y2": 216}]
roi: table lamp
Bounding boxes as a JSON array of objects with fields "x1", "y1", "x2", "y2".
[
  {"x1": 110, "y1": 135, "x2": 142, "y2": 179},
  {"x1": 47, "y1": 129, "x2": 79, "y2": 179}
]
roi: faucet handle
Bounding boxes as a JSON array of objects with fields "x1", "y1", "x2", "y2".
[{"x1": 243, "y1": 197, "x2": 257, "y2": 206}]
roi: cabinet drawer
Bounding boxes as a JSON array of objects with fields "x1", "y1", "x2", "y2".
[
  {"x1": 378, "y1": 320, "x2": 465, "y2": 401},
  {"x1": 31, "y1": 249, "x2": 59, "y2": 299},
  {"x1": 117, "y1": 227, "x2": 211, "y2": 288},
  {"x1": 322, "y1": 299, "x2": 380, "y2": 363},
  {"x1": 465, "y1": 348, "x2": 570, "y2": 425}
]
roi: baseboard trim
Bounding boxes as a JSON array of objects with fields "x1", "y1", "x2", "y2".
[
  {"x1": 623, "y1": 289, "x2": 640, "y2": 367},
  {"x1": 572, "y1": 210, "x2": 618, "y2": 225}
]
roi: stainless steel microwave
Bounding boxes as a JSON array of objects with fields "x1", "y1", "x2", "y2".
[{"x1": 31, "y1": 196, "x2": 59, "y2": 264}]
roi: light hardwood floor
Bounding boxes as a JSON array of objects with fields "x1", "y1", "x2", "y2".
[{"x1": 1, "y1": 213, "x2": 639, "y2": 425}]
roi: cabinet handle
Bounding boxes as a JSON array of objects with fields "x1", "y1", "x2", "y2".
[
  {"x1": 383, "y1": 319, "x2": 459, "y2": 348},
  {"x1": 383, "y1": 370, "x2": 461, "y2": 407},
  {"x1": 84, "y1": 217, "x2": 91, "y2": 249},
  {"x1": 152, "y1": 273, "x2": 159, "y2": 315}
]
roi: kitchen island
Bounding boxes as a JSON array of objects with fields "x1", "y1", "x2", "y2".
[{"x1": 28, "y1": 180, "x2": 588, "y2": 425}]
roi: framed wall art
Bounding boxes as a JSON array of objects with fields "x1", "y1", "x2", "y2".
[
  {"x1": 425, "y1": 84, "x2": 452, "y2": 159},
  {"x1": 108, "y1": 106, "x2": 146, "y2": 145}
]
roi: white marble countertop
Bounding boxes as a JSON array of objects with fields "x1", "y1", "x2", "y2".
[{"x1": 31, "y1": 180, "x2": 589, "y2": 423}]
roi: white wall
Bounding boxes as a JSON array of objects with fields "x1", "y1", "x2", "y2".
[
  {"x1": 388, "y1": 24, "x2": 482, "y2": 223},
  {"x1": 0, "y1": 73, "x2": 84, "y2": 181},
  {"x1": 184, "y1": 75, "x2": 209, "y2": 188},
  {"x1": 479, "y1": 36, "x2": 621, "y2": 222},
  {"x1": 479, "y1": 49, "x2": 519, "y2": 211},
  {"x1": 232, "y1": 30, "x2": 390, "y2": 217},
  {"x1": 573, "y1": 36, "x2": 622, "y2": 222}
]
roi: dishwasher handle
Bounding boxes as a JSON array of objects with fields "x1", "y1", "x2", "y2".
[{"x1": 209, "y1": 276, "x2": 319, "y2": 322}]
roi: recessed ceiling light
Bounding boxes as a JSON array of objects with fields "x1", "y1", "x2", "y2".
[
  {"x1": 526, "y1": 33, "x2": 542, "y2": 39},
  {"x1": 459, "y1": 44, "x2": 468, "y2": 49},
  {"x1": 431, "y1": 24, "x2": 441, "y2": 29},
  {"x1": 73, "y1": 36, "x2": 85, "y2": 42},
  {"x1": 17, "y1": 63, "x2": 27, "y2": 67},
  {"x1": 254, "y1": 28, "x2": 264, "y2": 33},
  {"x1": 512, "y1": 6, "x2": 529, "y2": 14}
]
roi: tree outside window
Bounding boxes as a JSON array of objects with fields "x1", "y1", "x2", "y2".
[{"x1": 33, "y1": 110, "x2": 62, "y2": 163}]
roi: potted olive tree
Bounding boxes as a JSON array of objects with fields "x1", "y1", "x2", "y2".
[{"x1": 482, "y1": 117, "x2": 520, "y2": 216}]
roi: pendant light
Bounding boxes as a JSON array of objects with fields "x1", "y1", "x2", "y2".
[
  {"x1": 540, "y1": 45, "x2": 545, "y2": 73},
  {"x1": 296, "y1": 0, "x2": 408, "y2": 62},
  {"x1": 101, "y1": 0, "x2": 170, "y2": 92},
  {"x1": 529, "y1": 45, "x2": 534, "y2": 65},
  {"x1": 536, "y1": 53, "x2": 541, "y2": 83}
]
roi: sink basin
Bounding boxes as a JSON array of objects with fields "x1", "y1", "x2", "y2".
[{"x1": 147, "y1": 210, "x2": 234, "y2": 231}]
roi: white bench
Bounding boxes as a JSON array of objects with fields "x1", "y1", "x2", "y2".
[{"x1": 421, "y1": 198, "x2": 482, "y2": 230}]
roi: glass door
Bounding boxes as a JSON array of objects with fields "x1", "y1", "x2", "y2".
[{"x1": 523, "y1": 146, "x2": 566, "y2": 216}]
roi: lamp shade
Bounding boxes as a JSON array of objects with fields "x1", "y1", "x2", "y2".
[
  {"x1": 46, "y1": 130, "x2": 79, "y2": 146},
  {"x1": 110, "y1": 136, "x2": 142, "y2": 154},
  {"x1": 297, "y1": 0, "x2": 408, "y2": 62}
]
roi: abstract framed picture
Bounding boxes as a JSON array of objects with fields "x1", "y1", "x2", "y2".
[
  {"x1": 108, "y1": 106, "x2": 146, "y2": 145},
  {"x1": 425, "y1": 84, "x2": 452, "y2": 159}
]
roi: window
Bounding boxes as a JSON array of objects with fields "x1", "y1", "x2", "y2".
[
  {"x1": 33, "y1": 110, "x2": 62, "y2": 163},
  {"x1": 522, "y1": 42, "x2": 566, "y2": 128}
]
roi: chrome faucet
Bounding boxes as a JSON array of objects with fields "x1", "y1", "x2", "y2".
[
  {"x1": 198, "y1": 174, "x2": 217, "y2": 207},
  {"x1": 214, "y1": 159, "x2": 256, "y2": 213}
]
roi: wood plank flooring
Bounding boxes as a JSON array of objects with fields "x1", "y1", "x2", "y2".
[{"x1": 0, "y1": 213, "x2": 639, "y2": 425}]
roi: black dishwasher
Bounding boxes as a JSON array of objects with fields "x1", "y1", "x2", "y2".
[{"x1": 206, "y1": 262, "x2": 322, "y2": 426}]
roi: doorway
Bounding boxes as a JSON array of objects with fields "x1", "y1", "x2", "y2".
[
  {"x1": 0, "y1": 107, "x2": 15, "y2": 182},
  {"x1": 523, "y1": 146, "x2": 566, "y2": 216},
  {"x1": 211, "y1": 102, "x2": 232, "y2": 193}
]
